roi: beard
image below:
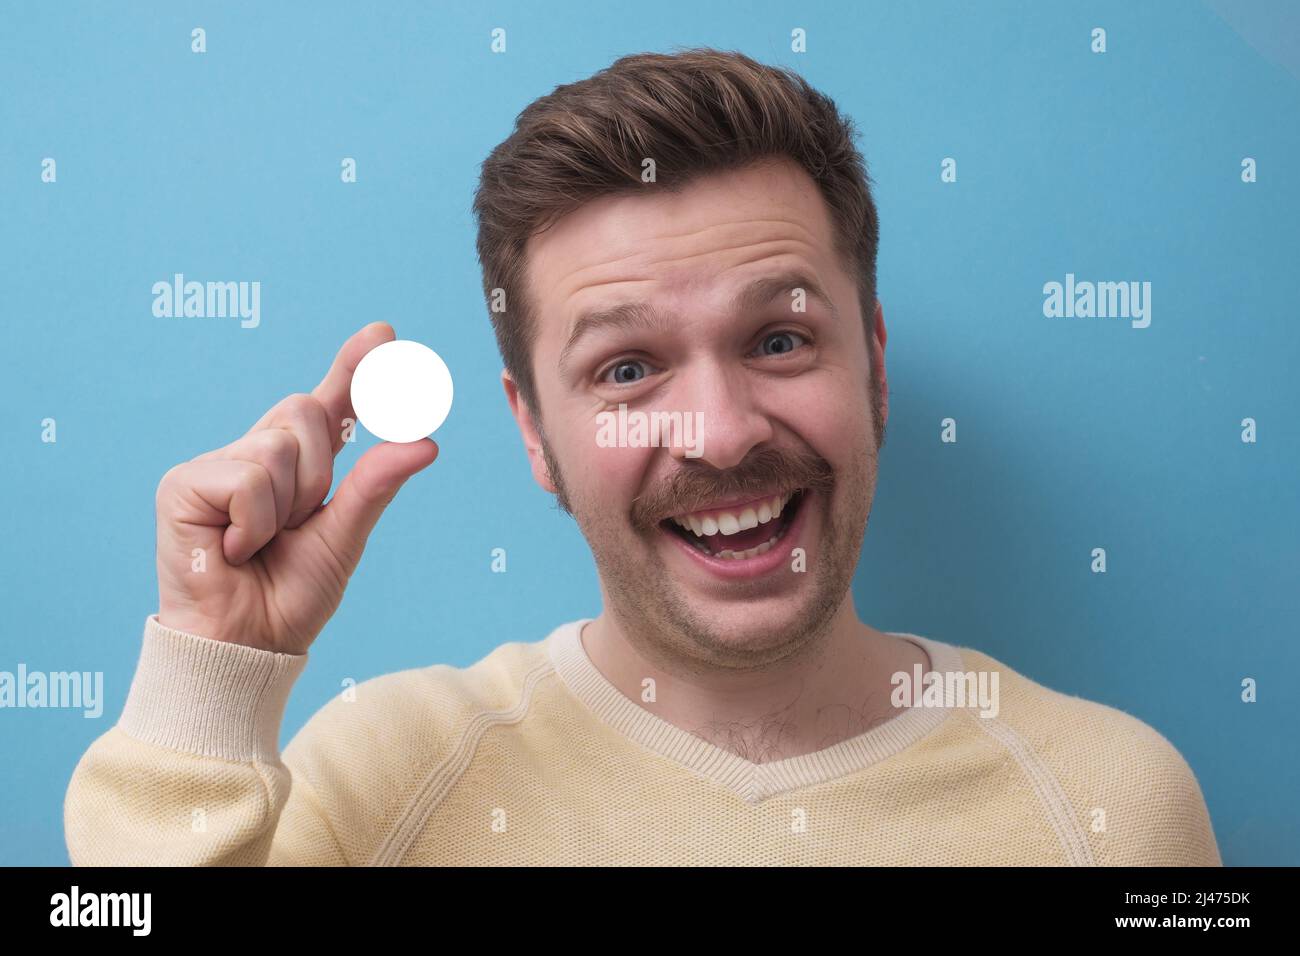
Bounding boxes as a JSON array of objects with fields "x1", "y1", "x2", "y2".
[{"x1": 536, "y1": 373, "x2": 885, "y2": 673}]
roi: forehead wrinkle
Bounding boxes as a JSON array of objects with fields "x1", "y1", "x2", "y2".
[
  {"x1": 555, "y1": 233, "x2": 824, "y2": 310},
  {"x1": 610, "y1": 215, "x2": 826, "y2": 251},
  {"x1": 547, "y1": 214, "x2": 826, "y2": 297}
]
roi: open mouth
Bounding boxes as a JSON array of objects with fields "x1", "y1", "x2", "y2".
[{"x1": 658, "y1": 489, "x2": 807, "y2": 561}]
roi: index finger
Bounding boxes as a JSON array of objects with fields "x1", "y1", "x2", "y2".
[{"x1": 312, "y1": 322, "x2": 396, "y2": 454}]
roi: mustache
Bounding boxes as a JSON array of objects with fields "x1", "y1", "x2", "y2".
[{"x1": 630, "y1": 446, "x2": 835, "y2": 532}]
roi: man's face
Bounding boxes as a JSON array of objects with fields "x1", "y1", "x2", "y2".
[{"x1": 508, "y1": 157, "x2": 887, "y2": 668}]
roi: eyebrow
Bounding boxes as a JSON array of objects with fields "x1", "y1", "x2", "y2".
[{"x1": 557, "y1": 270, "x2": 839, "y2": 374}]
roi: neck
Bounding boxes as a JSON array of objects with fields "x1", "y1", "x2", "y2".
[{"x1": 580, "y1": 597, "x2": 929, "y2": 764}]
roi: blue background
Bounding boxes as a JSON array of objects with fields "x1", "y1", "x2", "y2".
[{"x1": 1, "y1": 0, "x2": 1296, "y2": 865}]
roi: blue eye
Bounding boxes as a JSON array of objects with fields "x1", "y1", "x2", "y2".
[
  {"x1": 757, "y1": 331, "x2": 807, "y2": 356},
  {"x1": 604, "y1": 360, "x2": 649, "y2": 385}
]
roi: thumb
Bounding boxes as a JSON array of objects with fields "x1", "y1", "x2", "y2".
[{"x1": 308, "y1": 438, "x2": 439, "y2": 571}]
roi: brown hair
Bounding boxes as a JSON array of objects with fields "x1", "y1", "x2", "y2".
[{"x1": 472, "y1": 46, "x2": 880, "y2": 422}]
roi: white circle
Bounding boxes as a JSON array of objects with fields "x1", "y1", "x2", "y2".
[{"x1": 350, "y1": 340, "x2": 454, "y2": 443}]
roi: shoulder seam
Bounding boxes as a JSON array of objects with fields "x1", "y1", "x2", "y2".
[
  {"x1": 368, "y1": 656, "x2": 557, "y2": 866},
  {"x1": 972, "y1": 712, "x2": 1097, "y2": 866}
]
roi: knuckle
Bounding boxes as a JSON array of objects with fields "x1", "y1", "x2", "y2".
[
  {"x1": 304, "y1": 465, "x2": 333, "y2": 502},
  {"x1": 255, "y1": 427, "x2": 299, "y2": 462},
  {"x1": 234, "y1": 461, "x2": 271, "y2": 498},
  {"x1": 281, "y1": 392, "x2": 314, "y2": 417},
  {"x1": 156, "y1": 463, "x2": 183, "y2": 501},
  {"x1": 285, "y1": 393, "x2": 328, "y2": 427}
]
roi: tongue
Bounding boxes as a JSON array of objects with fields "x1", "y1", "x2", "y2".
[{"x1": 704, "y1": 521, "x2": 777, "y2": 553}]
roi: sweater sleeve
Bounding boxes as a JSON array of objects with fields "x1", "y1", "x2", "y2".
[{"x1": 64, "y1": 616, "x2": 348, "y2": 866}]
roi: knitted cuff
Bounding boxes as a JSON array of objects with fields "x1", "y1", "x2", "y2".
[{"x1": 118, "y1": 615, "x2": 308, "y2": 764}]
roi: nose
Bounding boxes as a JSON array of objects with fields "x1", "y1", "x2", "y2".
[{"x1": 667, "y1": 358, "x2": 774, "y2": 470}]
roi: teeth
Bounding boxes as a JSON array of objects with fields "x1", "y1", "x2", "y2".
[
  {"x1": 714, "y1": 531, "x2": 781, "y2": 560},
  {"x1": 670, "y1": 491, "x2": 794, "y2": 538}
]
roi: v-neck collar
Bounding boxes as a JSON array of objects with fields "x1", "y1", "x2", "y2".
[{"x1": 544, "y1": 618, "x2": 964, "y2": 805}]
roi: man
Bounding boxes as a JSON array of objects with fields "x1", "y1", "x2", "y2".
[{"x1": 65, "y1": 48, "x2": 1220, "y2": 865}]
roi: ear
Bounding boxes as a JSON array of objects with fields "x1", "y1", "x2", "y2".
[
  {"x1": 502, "y1": 370, "x2": 558, "y2": 494},
  {"x1": 872, "y1": 299, "x2": 889, "y2": 423}
]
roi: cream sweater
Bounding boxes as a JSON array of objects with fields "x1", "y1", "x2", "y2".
[{"x1": 64, "y1": 616, "x2": 1222, "y2": 865}]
